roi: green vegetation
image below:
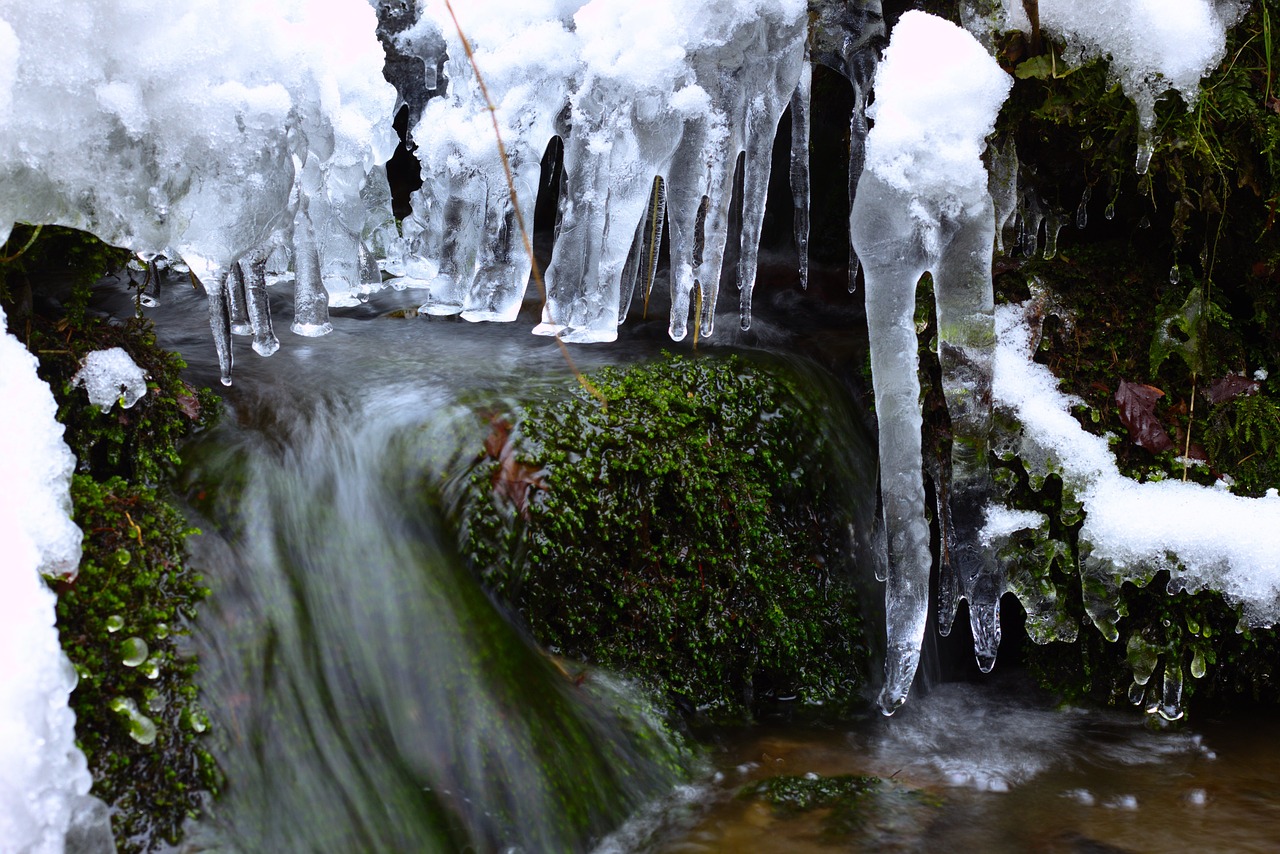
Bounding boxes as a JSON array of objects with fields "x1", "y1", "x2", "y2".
[
  {"x1": 2, "y1": 225, "x2": 220, "y2": 852},
  {"x1": 455, "y1": 352, "x2": 869, "y2": 722}
]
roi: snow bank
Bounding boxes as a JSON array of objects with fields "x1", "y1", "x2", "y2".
[
  {"x1": 993, "y1": 300, "x2": 1280, "y2": 628},
  {"x1": 0, "y1": 304, "x2": 93, "y2": 852}
]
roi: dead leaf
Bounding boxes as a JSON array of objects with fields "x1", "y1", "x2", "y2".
[
  {"x1": 481, "y1": 413, "x2": 546, "y2": 518},
  {"x1": 1205, "y1": 374, "x2": 1260, "y2": 405},
  {"x1": 1115, "y1": 380, "x2": 1174, "y2": 452}
]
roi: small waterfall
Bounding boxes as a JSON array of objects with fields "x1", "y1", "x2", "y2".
[{"x1": 177, "y1": 357, "x2": 687, "y2": 851}]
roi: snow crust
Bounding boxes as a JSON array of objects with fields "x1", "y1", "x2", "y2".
[
  {"x1": 0, "y1": 305, "x2": 94, "y2": 852},
  {"x1": 994, "y1": 301, "x2": 1280, "y2": 627},
  {"x1": 71, "y1": 348, "x2": 148, "y2": 411}
]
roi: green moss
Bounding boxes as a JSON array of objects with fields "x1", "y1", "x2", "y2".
[
  {"x1": 456, "y1": 352, "x2": 868, "y2": 722},
  {"x1": 59, "y1": 475, "x2": 219, "y2": 850}
]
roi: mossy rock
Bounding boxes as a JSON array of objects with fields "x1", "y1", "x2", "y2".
[{"x1": 455, "y1": 351, "x2": 870, "y2": 722}]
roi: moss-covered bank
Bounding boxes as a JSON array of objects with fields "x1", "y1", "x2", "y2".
[
  {"x1": 2, "y1": 225, "x2": 220, "y2": 851},
  {"x1": 454, "y1": 351, "x2": 871, "y2": 723}
]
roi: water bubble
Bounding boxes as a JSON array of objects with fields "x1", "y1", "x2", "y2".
[
  {"x1": 1185, "y1": 789, "x2": 1208, "y2": 806},
  {"x1": 121, "y1": 636, "x2": 149, "y2": 668},
  {"x1": 105, "y1": 615, "x2": 124, "y2": 633}
]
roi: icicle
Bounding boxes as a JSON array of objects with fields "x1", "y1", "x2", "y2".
[
  {"x1": 137, "y1": 252, "x2": 162, "y2": 307},
  {"x1": 1159, "y1": 662, "x2": 1185, "y2": 721},
  {"x1": 639, "y1": 178, "x2": 667, "y2": 318},
  {"x1": 1075, "y1": 185, "x2": 1092, "y2": 230},
  {"x1": 1126, "y1": 634, "x2": 1160, "y2": 685},
  {"x1": 227, "y1": 262, "x2": 252, "y2": 336},
  {"x1": 292, "y1": 203, "x2": 333, "y2": 338},
  {"x1": 240, "y1": 244, "x2": 280, "y2": 357},
  {"x1": 203, "y1": 268, "x2": 234, "y2": 386},
  {"x1": 1042, "y1": 211, "x2": 1063, "y2": 260},
  {"x1": 850, "y1": 12, "x2": 1010, "y2": 712},
  {"x1": 464, "y1": 158, "x2": 541, "y2": 324},
  {"x1": 737, "y1": 32, "x2": 807, "y2": 333},
  {"x1": 789, "y1": 59, "x2": 812, "y2": 291},
  {"x1": 988, "y1": 135, "x2": 1018, "y2": 254}
]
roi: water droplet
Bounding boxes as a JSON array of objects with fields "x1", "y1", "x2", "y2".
[
  {"x1": 1080, "y1": 135, "x2": 1094, "y2": 150},
  {"x1": 121, "y1": 637, "x2": 149, "y2": 668},
  {"x1": 153, "y1": 623, "x2": 169, "y2": 640},
  {"x1": 141, "y1": 658, "x2": 161, "y2": 680},
  {"x1": 1170, "y1": 264, "x2": 1181, "y2": 285},
  {"x1": 187, "y1": 709, "x2": 209, "y2": 734},
  {"x1": 109, "y1": 697, "x2": 157, "y2": 745},
  {"x1": 113, "y1": 549, "x2": 131, "y2": 567},
  {"x1": 1190, "y1": 649, "x2": 1207, "y2": 679},
  {"x1": 1104, "y1": 202, "x2": 1116, "y2": 221},
  {"x1": 1138, "y1": 216, "x2": 1151, "y2": 229},
  {"x1": 105, "y1": 615, "x2": 124, "y2": 633}
]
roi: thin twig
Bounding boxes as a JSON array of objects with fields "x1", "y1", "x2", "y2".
[
  {"x1": 442, "y1": 0, "x2": 606, "y2": 408},
  {"x1": 0, "y1": 224, "x2": 43, "y2": 263}
]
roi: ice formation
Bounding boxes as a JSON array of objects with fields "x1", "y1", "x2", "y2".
[
  {"x1": 71, "y1": 348, "x2": 148, "y2": 411},
  {"x1": 851, "y1": 11, "x2": 1012, "y2": 713},
  {"x1": 396, "y1": 0, "x2": 814, "y2": 342},
  {"x1": 0, "y1": 305, "x2": 107, "y2": 853},
  {"x1": 991, "y1": 297, "x2": 1280, "y2": 718},
  {"x1": 0, "y1": 0, "x2": 398, "y2": 386},
  {"x1": 974, "y1": 0, "x2": 1242, "y2": 173}
]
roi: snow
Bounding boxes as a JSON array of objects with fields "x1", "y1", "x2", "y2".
[
  {"x1": 71, "y1": 348, "x2": 148, "y2": 411},
  {"x1": 977, "y1": 0, "x2": 1240, "y2": 172},
  {"x1": 994, "y1": 301, "x2": 1280, "y2": 631},
  {"x1": 0, "y1": 305, "x2": 98, "y2": 852}
]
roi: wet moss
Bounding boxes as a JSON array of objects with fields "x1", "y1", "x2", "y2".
[
  {"x1": 741, "y1": 773, "x2": 943, "y2": 842},
  {"x1": 457, "y1": 352, "x2": 869, "y2": 723}
]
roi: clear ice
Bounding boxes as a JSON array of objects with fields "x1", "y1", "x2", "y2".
[{"x1": 850, "y1": 12, "x2": 1011, "y2": 713}]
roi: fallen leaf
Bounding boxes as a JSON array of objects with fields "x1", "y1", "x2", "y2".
[
  {"x1": 1115, "y1": 380, "x2": 1174, "y2": 452},
  {"x1": 1205, "y1": 374, "x2": 1260, "y2": 405}
]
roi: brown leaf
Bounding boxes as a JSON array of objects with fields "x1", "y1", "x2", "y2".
[
  {"x1": 1115, "y1": 380, "x2": 1174, "y2": 452},
  {"x1": 1205, "y1": 374, "x2": 1260, "y2": 405},
  {"x1": 483, "y1": 416, "x2": 512, "y2": 460},
  {"x1": 175, "y1": 382, "x2": 201, "y2": 420}
]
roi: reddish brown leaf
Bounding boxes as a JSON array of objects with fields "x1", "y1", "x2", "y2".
[
  {"x1": 1205, "y1": 373, "x2": 1260, "y2": 405},
  {"x1": 175, "y1": 382, "x2": 201, "y2": 420},
  {"x1": 483, "y1": 416, "x2": 512, "y2": 460},
  {"x1": 1115, "y1": 380, "x2": 1174, "y2": 452}
]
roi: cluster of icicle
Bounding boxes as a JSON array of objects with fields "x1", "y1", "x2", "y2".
[
  {"x1": 0, "y1": 0, "x2": 1261, "y2": 730},
  {"x1": 0, "y1": 0, "x2": 887, "y2": 385}
]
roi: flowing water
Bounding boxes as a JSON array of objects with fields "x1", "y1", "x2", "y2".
[{"x1": 124, "y1": 275, "x2": 1280, "y2": 852}]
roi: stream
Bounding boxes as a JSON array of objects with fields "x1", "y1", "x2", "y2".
[{"x1": 127, "y1": 275, "x2": 1280, "y2": 853}]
